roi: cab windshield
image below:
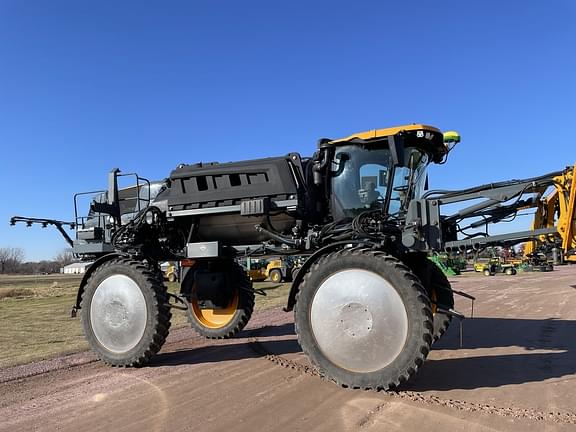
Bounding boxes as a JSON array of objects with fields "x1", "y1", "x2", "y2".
[{"x1": 331, "y1": 144, "x2": 429, "y2": 220}]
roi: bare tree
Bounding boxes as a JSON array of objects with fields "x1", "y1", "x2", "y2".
[
  {"x1": 54, "y1": 249, "x2": 76, "y2": 268},
  {"x1": 0, "y1": 247, "x2": 25, "y2": 274}
]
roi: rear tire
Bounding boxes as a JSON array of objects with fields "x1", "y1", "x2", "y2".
[
  {"x1": 80, "y1": 258, "x2": 171, "y2": 367},
  {"x1": 185, "y1": 262, "x2": 255, "y2": 339},
  {"x1": 294, "y1": 248, "x2": 433, "y2": 390}
]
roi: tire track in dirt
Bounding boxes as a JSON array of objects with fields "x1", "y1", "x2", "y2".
[{"x1": 247, "y1": 328, "x2": 576, "y2": 426}]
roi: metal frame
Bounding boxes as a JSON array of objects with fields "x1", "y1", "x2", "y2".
[{"x1": 404, "y1": 170, "x2": 565, "y2": 252}]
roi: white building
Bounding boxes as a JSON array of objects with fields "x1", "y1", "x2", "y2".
[{"x1": 62, "y1": 262, "x2": 92, "y2": 274}]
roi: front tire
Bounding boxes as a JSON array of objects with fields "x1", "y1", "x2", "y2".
[
  {"x1": 80, "y1": 258, "x2": 172, "y2": 367},
  {"x1": 294, "y1": 249, "x2": 433, "y2": 390}
]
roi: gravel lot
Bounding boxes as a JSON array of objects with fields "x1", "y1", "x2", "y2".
[{"x1": 1, "y1": 266, "x2": 576, "y2": 431}]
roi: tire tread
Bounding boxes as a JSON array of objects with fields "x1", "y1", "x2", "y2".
[
  {"x1": 80, "y1": 258, "x2": 172, "y2": 367},
  {"x1": 294, "y1": 248, "x2": 433, "y2": 391}
]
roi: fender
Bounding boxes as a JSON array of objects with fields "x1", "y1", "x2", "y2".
[
  {"x1": 284, "y1": 241, "x2": 363, "y2": 312},
  {"x1": 71, "y1": 252, "x2": 127, "y2": 317}
]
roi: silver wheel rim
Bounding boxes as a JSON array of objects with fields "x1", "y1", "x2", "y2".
[
  {"x1": 310, "y1": 269, "x2": 408, "y2": 373},
  {"x1": 90, "y1": 274, "x2": 148, "y2": 353}
]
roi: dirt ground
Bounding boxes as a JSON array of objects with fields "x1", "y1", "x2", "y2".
[{"x1": 2, "y1": 266, "x2": 576, "y2": 431}]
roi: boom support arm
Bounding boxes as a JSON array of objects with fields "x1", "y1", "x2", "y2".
[
  {"x1": 525, "y1": 165, "x2": 576, "y2": 261},
  {"x1": 403, "y1": 166, "x2": 574, "y2": 253}
]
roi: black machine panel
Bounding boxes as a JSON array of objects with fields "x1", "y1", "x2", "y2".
[{"x1": 164, "y1": 156, "x2": 301, "y2": 210}]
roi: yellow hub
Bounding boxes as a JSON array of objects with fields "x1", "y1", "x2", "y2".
[{"x1": 191, "y1": 291, "x2": 239, "y2": 329}]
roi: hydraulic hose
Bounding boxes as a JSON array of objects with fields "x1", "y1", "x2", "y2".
[{"x1": 254, "y1": 224, "x2": 299, "y2": 247}]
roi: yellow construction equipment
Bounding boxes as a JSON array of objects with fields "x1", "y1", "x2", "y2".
[
  {"x1": 242, "y1": 257, "x2": 293, "y2": 283},
  {"x1": 525, "y1": 165, "x2": 576, "y2": 263},
  {"x1": 240, "y1": 258, "x2": 268, "y2": 282},
  {"x1": 264, "y1": 258, "x2": 291, "y2": 283},
  {"x1": 163, "y1": 262, "x2": 179, "y2": 282}
]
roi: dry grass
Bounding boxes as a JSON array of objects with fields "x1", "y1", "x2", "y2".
[
  {"x1": 0, "y1": 288, "x2": 35, "y2": 300},
  {"x1": 0, "y1": 275, "x2": 291, "y2": 368},
  {"x1": 0, "y1": 294, "x2": 89, "y2": 367},
  {"x1": 253, "y1": 281, "x2": 291, "y2": 311},
  {"x1": 0, "y1": 274, "x2": 83, "y2": 299},
  {"x1": 0, "y1": 274, "x2": 86, "y2": 367}
]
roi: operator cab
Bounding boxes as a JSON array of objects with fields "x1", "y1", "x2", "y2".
[{"x1": 326, "y1": 125, "x2": 457, "y2": 221}]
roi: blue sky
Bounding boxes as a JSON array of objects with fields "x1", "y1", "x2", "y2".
[{"x1": 1, "y1": 1, "x2": 574, "y2": 261}]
